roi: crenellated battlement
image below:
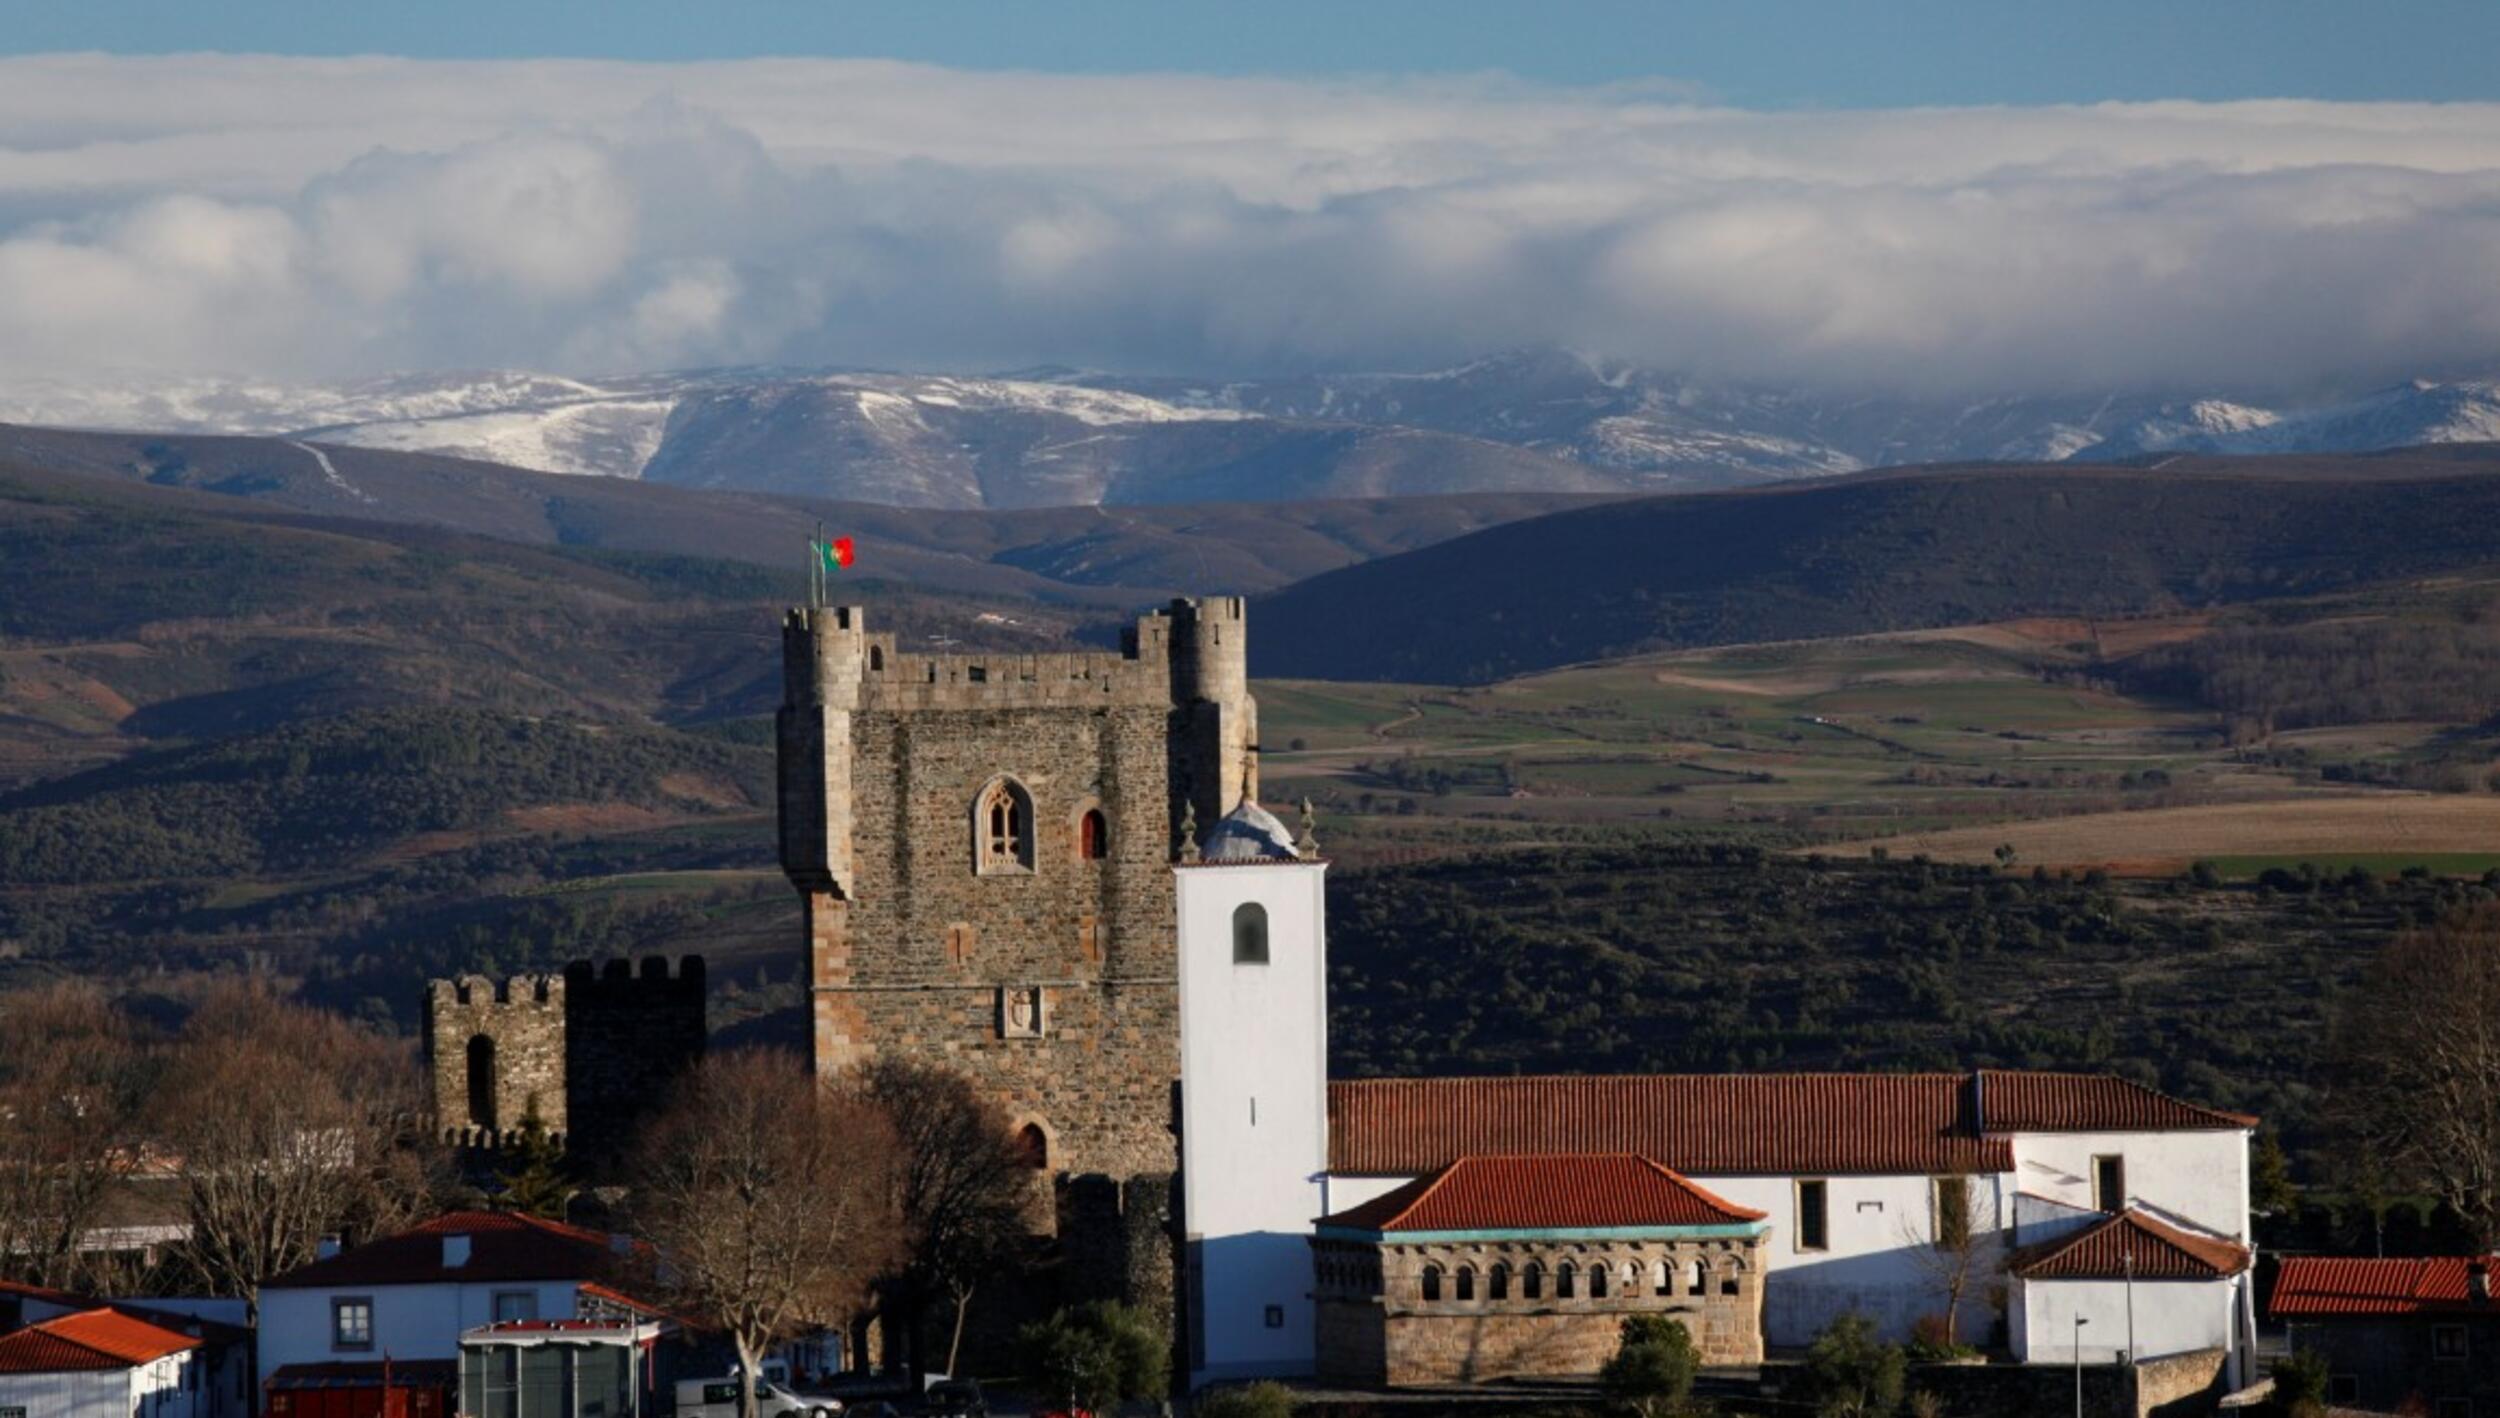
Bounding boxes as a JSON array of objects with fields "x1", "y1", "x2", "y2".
[
  {"x1": 779, "y1": 598, "x2": 1249, "y2": 713},
  {"x1": 424, "y1": 954, "x2": 706, "y2": 1171},
  {"x1": 430, "y1": 973, "x2": 564, "y2": 1009}
]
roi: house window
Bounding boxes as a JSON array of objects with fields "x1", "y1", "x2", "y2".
[
  {"x1": 1933, "y1": 1177, "x2": 1972, "y2": 1248},
  {"x1": 332, "y1": 1297, "x2": 374, "y2": 1350},
  {"x1": 1420, "y1": 1265, "x2": 1442, "y2": 1302},
  {"x1": 1797, "y1": 1179, "x2": 1830, "y2": 1252},
  {"x1": 974, "y1": 778, "x2": 1035, "y2": 874},
  {"x1": 493, "y1": 1290, "x2": 537, "y2": 1323},
  {"x1": 1455, "y1": 1265, "x2": 1476, "y2": 1301},
  {"x1": 1589, "y1": 1261, "x2": 1609, "y2": 1298},
  {"x1": 2434, "y1": 1324, "x2": 2469, "y2": 1359},
  {"x1": 1557, "y1": 1262, "x2": 1577, "y2": 1299},
  {"x1": 1687, "y1": 1258, "x2": 1706, "y2": 1296},
  {"x1": 1264, "y1": 1305, "x2": 1284, "y2": 1329},
  {"x1": 1014, "y1": 1123, "x2": 1050, "y2": 1170},
  {"x1": 1078, "y1": 809, "x2": 1108, "y2": 861},
  {"x1": 2092, "y1": 1155, "x2": 2126, "y2": 1213},
  {"x1": 1521, "y1": 1262, "x2": 1544, "y2": 1300},
  {"x1": 1233, "y1": 902, "x2": 1270, "y2": 965},
  {"x1": 1489, "y1": 1262, "x2": 1510, "y2": 1300}
]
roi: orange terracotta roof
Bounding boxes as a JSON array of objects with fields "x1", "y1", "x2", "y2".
[
  {"x1": 1328, "y1": 1072, "x2": 2252, "y2": 1178},
  {"x1": 1319, "y1": 1153, "x2": 1767, "y2": 1234},
  {"x1": 1977, "y1": 1071, "x2": 2256, "y2": 1131},
  {"x1": 2273, "y1": 1255, "x2": 2500, "y2": 1317},
  {"x1": 263, "y1": 1209, "x2": 620, "y2": 1290},
  {"x1": 2010, "y1": 1210, "x2": 2250, "y2": 1281},
  {"x1": 0, "y1": 1307, "x2": 199, "y2": 1373}
]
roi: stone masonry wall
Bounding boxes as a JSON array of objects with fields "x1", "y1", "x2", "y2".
[
  {"x1": 1315, "y1": 1233, "x2": 1768, "y2": 1387},
  {"x1": 426, "y1": 974, "x2": 567, "y2": 1143}
]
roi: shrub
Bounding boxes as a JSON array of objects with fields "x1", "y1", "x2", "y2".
[
  {"x1": 1600, "y1": 1313, "x2": 1699, "y2": 1417},
  {"x1": 1903, "y1": 1312, "x2": 1976, "y2": 1363},
  {"x1": 2269, "y1": 1350, "x2": 2330, "y2": 1418},
  {"x1": 1016, "y1": 1301, "x2": 1169, "y2": 1412},
  {"x1": 1798, "y1": 1312, "x2": 1907, "y2": 1418},
  {"x1": 1194, "y1": 1381, "x2": 1297, "y2": 1418}
]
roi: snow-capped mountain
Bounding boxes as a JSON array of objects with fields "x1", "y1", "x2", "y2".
[{"x1": 4, "y1": 352, "x2": 2497, "y2": 510}]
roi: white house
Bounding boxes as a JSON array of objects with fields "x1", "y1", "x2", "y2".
[
  {"x1": 2007, "y1": 1208, "x2": 2251, "y2": 1371},
  {"x1": 1175, "y1": 799, "x2": 1331, "y2": 1387},
  {"x1": 258, "y1": 1210, "x2": 637, "y2": 1396},
  {"x1": 0, "y1": 1306, "x2": 203, "y2": 1418}
]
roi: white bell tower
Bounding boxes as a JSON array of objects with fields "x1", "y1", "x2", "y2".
[{"x1": 1174, "y1": 797, "x2": 1329, "y2": 1387}]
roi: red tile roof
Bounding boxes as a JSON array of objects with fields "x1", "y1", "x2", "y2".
[
  {"x1": 1327, "y1": 1072, "x2": 2251, "y2": 1177},
  {"x1": 2009, "y1": 1210, "x2": 2250, "y2": 1281},
  {"x1": 1319, "y1": 1154, "x2": 1767, "y2": 1234},
  {"x1": 0, "y1": 1307, "x2": 200, "y2": 1374},
  {"x1": 1978, "y1": 1071, "x2": 2257, "y2": 1132},
  {"x1": 2272, "y1": 1255, "x2": 2500, "y2": 1317},
  {"x1": 262, "y1": 1210, "x2": 619, "y2": 1290}
]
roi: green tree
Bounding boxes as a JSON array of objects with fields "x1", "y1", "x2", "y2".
[
  {"x1": 1797, "y1": 1312, "x2": 1906, "y2": 1418},
  {"x1": 2269, "y1": 1350, "x2": 2329, "y2": 1418},
  {"x1": 1600, "y1": 1313, "x2": 1699, "y2": 1417},
  {"x1": 2250, "y1": 1131, "x2": 2299, "y2": 1220},
  {"x1": 1016, "y1": 1301, "x2": 1168, "y2": 1412},
  {"x1": 494, "y1": 1103, "x2": 573, "y2": 1221}
]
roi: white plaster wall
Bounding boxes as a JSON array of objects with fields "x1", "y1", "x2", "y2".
[
  {"x1": 1177, "y1": 862, "x2": 1330, "y2": 1384},
  {"x1": 0, "y1": 1356, "x2": 194, "y2": 1418},
  {"x1": 2014, "y1": 1276, "x2": 2241, "y2": 1364},
  {"x1": 258, "y1": 1278, "x2": 583, "y2": 1384},
  {"x1": 2011, "y1": 1131, "x2": 2250, "y2": 1239},
  {"x1": 1696, "y1": 1172, "x2": 2006, "y2": 1347}
]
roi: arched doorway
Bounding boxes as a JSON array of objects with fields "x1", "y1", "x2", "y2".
[{"x1": 465, "y1": 1034, "x2": 498, "y2": 1131}]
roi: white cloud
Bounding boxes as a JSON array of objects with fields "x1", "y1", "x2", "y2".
[{"x1": 2, "y1": 53, "x2": 2499, "y2": 395}]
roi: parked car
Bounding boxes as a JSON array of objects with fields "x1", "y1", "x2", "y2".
[
  {"x1": 921, "y1": 1379, "x2": 986, "y2": 1418},
  {"x1": 676, "y1": 1376, "x2": 843, "y2": 1418}
]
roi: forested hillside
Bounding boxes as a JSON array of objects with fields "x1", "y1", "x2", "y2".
[
  {"x1": 1328, "y1": 845, "x2": 2492, "y2": 1160},
  {"x1": 1255, "y1": 450, "x2": 2500, "y2": 683}
]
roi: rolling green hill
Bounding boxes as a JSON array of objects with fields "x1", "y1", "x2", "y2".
[{"x1": 1253, "y1": 448, "x2": 2500, "y2": 683}]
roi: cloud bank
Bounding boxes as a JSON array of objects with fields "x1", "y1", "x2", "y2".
[{"x1": 4, "y1": 53, "x2": 2500, "y2": 396}]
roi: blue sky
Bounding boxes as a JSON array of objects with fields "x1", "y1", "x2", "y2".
[{"x1": 11, "y1": 0, "x2": 2499, "y2": 107}]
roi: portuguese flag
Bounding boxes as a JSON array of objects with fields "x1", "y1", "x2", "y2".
[{"x1": 817, "y1": 536, "x2": 854, "y2": 574}]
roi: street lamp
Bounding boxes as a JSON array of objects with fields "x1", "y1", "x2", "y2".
[{"x1": 2073, "y1": 1314, "x2": 2091, "y2": 1418}]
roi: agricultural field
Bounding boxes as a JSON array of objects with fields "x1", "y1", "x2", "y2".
[{"x1": 1258, "y1": 614, "x2": 2500, "y2": 872}]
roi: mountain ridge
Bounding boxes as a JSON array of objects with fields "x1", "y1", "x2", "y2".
[{"x1": 13, "y1": 350, "x2": 2500, "y2": 508}]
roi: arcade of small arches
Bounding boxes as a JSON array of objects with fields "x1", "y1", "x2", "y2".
[{"x1": 1313, "y1": 1239, "x2": 1754, "y2": 1309}]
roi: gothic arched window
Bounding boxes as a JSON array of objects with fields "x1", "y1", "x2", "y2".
[
  {"x1": 1233, "y1": 902, "x2": 1270, "y2": 965},
  {"x1": 1078, "y1": 808, "x2": 1108, "y2": 862},
  {"x1": 1014, "y1": 1122, "x2": 1050, "y2": 1170},
  {"x1": 464, "y1": 1034, "x2": 497, "y2": 1132},
  {"x1": 974, "y1": 777, "x2": 1035, "y2": 875}
]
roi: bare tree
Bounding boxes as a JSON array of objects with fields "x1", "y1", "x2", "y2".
[
  {"x1": 634, "y1": 1050, "x2": 902, "y2": 1418},
  {"x1": 152, "y1": 982, "x2": 442, "y2": 1323},
  {"x1": 2332, "y1": 907, "x2": 2500, "y2": 1249},
  {"x1": 1899, "y1": 1173, "x2": 1996, "y2": 1349},
  {"x1": 0, "y1": 983, "x2": 153, "y2": 1290},
  {"x1": 863, "y1": 1057, "x2": 1038, "y2": 1379}
]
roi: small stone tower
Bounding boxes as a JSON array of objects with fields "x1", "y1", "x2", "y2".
[
  {"x1": 776, "y1": 596, "x2": 1258, "y2": 1313},
  {"x1": 425, "y1": 955, "x2": 706, "y2": 1168}
]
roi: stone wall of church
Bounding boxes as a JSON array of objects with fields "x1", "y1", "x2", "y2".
[{"x1": 1313, "y1": 1232, "x2": 1769, "y2": 1386}]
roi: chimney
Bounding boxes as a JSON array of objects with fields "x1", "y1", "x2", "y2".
[
  {"x1": 443, "y1": 1234, "x2": 472, "y2": 1269},
  {"x1": 2471, "y1": 1260, "x2": 2491, "y2": 1305}
]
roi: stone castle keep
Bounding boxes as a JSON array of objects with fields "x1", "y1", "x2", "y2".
[
  {"x1": 775, "y1": 596, "x2": 1257, "y2": 1308},
  {"x1": 424, "y1": 957, "x2": 707, "y2": 1165}
]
